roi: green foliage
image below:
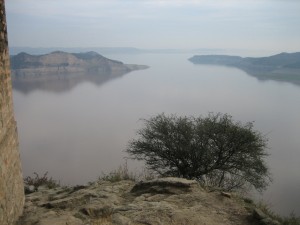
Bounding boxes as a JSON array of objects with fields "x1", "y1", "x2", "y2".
[
  {"x1": 126, "y1": 113, "x2": 271, "y2": 191},
  {"x1": 24, "y1": 172, "x2": 60, "y2": 190}
]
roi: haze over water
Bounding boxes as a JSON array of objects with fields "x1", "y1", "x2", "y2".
[{"x1": 12, "y1": 53, "x2": 300, "y2": 216}]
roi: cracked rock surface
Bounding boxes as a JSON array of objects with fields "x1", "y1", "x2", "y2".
[{"x1": 17, "y1": 177, "x2": 274, "y2": 225}]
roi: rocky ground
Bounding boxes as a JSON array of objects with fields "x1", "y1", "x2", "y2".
[{"x1": 17, "y1": 177, "x2": 280, "y2": 225}]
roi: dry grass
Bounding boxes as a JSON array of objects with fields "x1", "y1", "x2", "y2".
[
  {"x1": 24, "y1": 172, "x2": 60, "y2": 190},
  {"x1": 98, "y1": 161, "x2": 156, "y2": 182},
  {"x1": 257, "y1": 201, "x2": 300, "y2": 225}
]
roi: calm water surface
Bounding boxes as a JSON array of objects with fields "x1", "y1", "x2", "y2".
[{"x1": 13, "y1": 53, "x2": 300, "y2": 216}]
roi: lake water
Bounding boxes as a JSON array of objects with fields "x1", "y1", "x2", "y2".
[{"x1": 13, "y1": 53, "x2": 300, "y2": 216}]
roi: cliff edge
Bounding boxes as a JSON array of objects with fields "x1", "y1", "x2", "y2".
[{"x1": 18, "y1": 178, "x2": 280, "y2": 225}]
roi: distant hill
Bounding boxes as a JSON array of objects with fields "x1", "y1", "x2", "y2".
[
  {"x1": 10, "y1": 51, "x2": 149, "y2": 93},
  {"x1": 10, "y1": 51, "x2": 148, "y2": 80},
  {"x1": 189, "y1": 52, "x2": 300, "y2": 85}
]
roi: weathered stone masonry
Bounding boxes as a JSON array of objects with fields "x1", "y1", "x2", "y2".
[{"x1": 0, "y1": 0, "x2": 25, "y2": 224}]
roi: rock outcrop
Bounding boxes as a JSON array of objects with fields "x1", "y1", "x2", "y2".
[{"x1": 17, "y1": 178, "x2": 280, "y2": 225}]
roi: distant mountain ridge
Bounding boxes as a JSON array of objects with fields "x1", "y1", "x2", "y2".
[
  {"x1": 189, "y1": 52, "x2": 300, "y2": 85},
  {"x1": 10, "y1": 51, "x2": 149, "y2": 93},
  {"x1": 9, "y1": 47, "x2": 228, "y2": 56},
  {"x1": 189, "y1": 52, "x2": 300, "y2": 69},
  {"x1": 10, "y1": 51, "x2": 148, "y2": 79}
]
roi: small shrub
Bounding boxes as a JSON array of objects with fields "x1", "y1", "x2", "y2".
[
  {"x1": 24, "y1": 172, "x2": 60, "y2": 190},
  {"x1": 98, "y1": 161, "x2": 158, "y2": 183},
  {"x1": 98, "y1": 162, "x2": 136, "y2": 182}
]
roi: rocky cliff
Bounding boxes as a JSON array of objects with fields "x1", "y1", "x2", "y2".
[{"x1": 18, "y1": 178, "x2": 280, "y2": 225}]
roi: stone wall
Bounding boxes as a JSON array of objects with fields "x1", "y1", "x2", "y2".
[{"x1": 0, "y1": 0, "x2": 25, "y2": 224}]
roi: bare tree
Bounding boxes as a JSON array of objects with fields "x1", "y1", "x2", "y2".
[{"x1": 126, "y1": 113, "x2": 271, "y2": 191}]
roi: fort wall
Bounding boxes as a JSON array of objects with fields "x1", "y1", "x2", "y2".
[{"x1": 0, "y1": 0, "x2": 25, "y2": 224}]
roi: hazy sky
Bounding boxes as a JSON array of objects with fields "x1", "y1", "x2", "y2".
[{"x1": 5, "y1": 0, "x2": 300, "y2": 52}]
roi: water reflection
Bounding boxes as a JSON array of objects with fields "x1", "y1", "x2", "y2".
[
  {"x1": 12, "y1": 71, "x2": 128, "y2": 94},
  {"x1": 231, "y1": 69, "x2": 300, "y2": 87},
  {"x1": 189, "y1": 63, "x2": 300, "y2": 87}
]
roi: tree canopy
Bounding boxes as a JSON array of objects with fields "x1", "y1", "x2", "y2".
[{"x1": 126, "y1": 113, "x2": 271, "y2": 191}]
